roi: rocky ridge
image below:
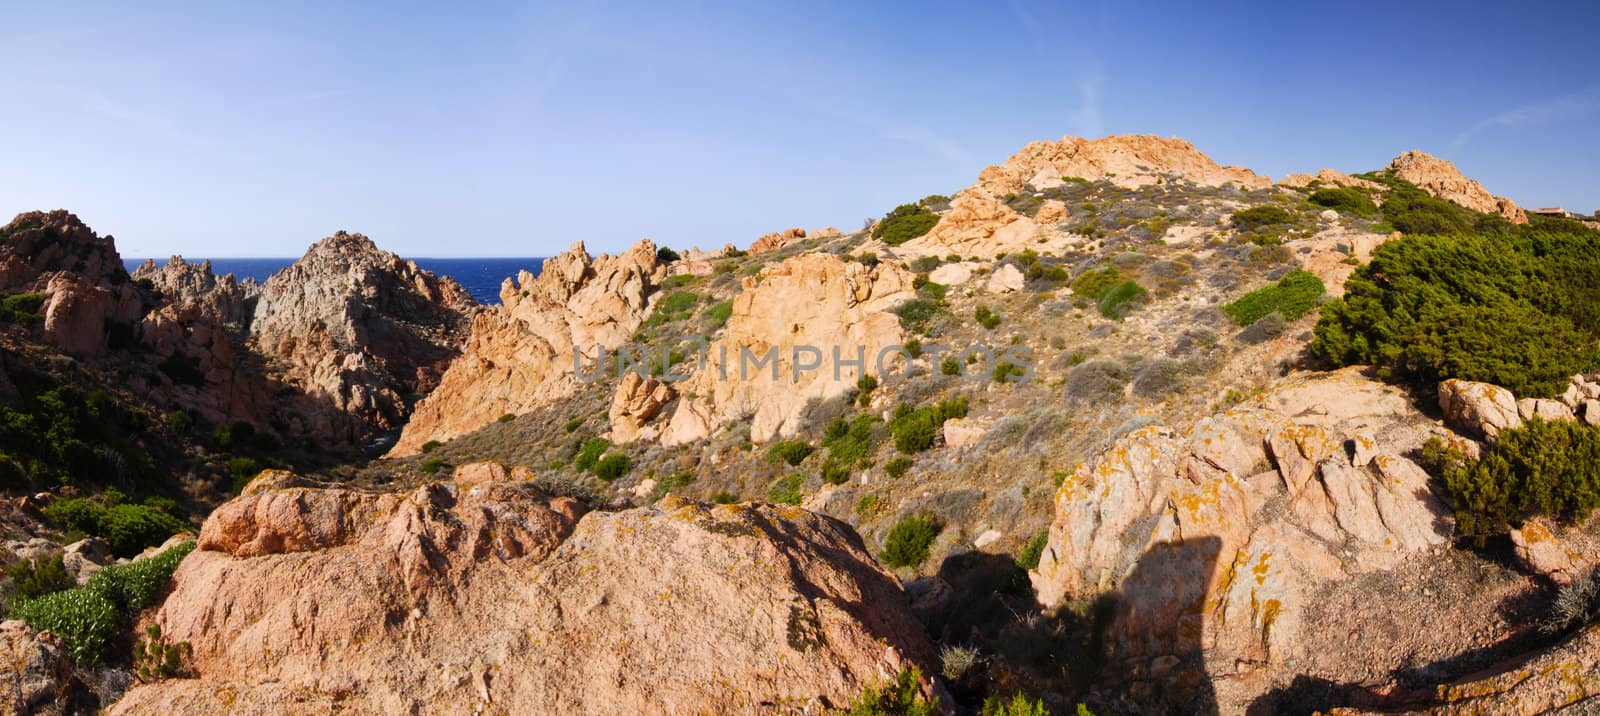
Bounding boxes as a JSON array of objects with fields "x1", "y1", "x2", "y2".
[
  {"x1": 1387, "y1": 150, "x2": 1528, "y2": 224},
  {"x1": 390, "y1": 239, "x2": 662, "y2": 455}
]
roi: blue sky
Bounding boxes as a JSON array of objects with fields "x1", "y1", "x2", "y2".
[{"x1": 2, "y1": 1, "x2": 1596, "y2": 258}]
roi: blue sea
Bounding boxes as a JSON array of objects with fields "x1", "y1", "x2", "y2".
[{"x1": 123, "y1": 257, "x2": 547, "y2": 305}]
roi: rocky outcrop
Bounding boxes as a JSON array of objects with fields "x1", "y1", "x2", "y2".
[
  {"x1": 132, "y1": 257, "x2": 259, "y2": 336},
  {"x1": 749, "y1": 227, "x2": 807, "y2": 254},
  {"x1": 607, "y1": 372, "x2": 675, "y2": 443},
  {"x1": 910, "y1": 190, "x2": 1042, "y2": 257},
  {"x1": 1387, "y1": 150, "x2": 1527, "y2": 224},
  {"x1": 1438, "y1": 378, "x2": 1521, "y2": 440},
  {"x1": 0, "y1": 211, "x2": 142, "y2": 357},
  {"x1": 111, "y1": 467, "x2": 936, "y2": 715},
  {"x1": 0, "y1": 620, "x2": 78, "y2": 715},
  {"x1": 1030, "y1": 368, "x2": 1456, "y2": 710},
  {"x1": 390, "y1": 240, "x2": 661, "y2": 455},
  {"x1": 977, "y1": 134, "x2": 1271, "y2": 194},
  {"x1": 660, "y1": 254, "x2": 915, "y2": 445},
  {"x1": 249, "y1": 231, "x2": 477, "y2": 443},
  {"x1": 1279, "y1": 168, "x2": 1382, "y2": 191}
]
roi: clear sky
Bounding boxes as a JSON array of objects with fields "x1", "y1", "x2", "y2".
[{"x1": 2, "y1": 1, "x2": 1597, "y2": 258}]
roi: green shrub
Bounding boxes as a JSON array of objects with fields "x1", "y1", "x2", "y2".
[
  {"x1": 890, "y1": 398, "x2": 967, "y2": 454},
  {"x1": 940, "y1": 357, "x2": 961, "y2": 376},
  {"x1": 892, "y1": 299, "x2": 944, "y2": 332},
  {"x1": 1015, "y1": 530, "x2": 1049, "y2": 570},
  {"x1": 703, "y1": 300, "x2": 734, "y2": 328},
  {"x1": 880, "y1": 515, "x2": 940, "y2": 568},
  {"x1": 711, "y1": 490, "x2": 738, "y2": 504},
  {"x1": 98, "y1": 505, "x2": 186, "y2": 557},
  {"x1": 5, "y1": 554, "x2": 74, "y2": 603},
  {"x1": 1097, "y1": 280, "x2": 1148, "y2": 320},
  {"x1": 592, "y1": 453, "x2": 632, "y2": 481},
  {"x1": 1309, "y1": 187, "x2": 1377, "y2": 217},
  {"x1": 1231, "y1": 206, "x2": 1295, "y2": 231},
  {"x1": 648, "y1": 471, "x2": 696, "y2": 502},
  {"x1": 855, "y1": 493, "x2": 882, "y2": 516},
  {"x1": 420, "y1": 440, "x2": 443, "y2": 453},
  {"x1": 768, "y1": 474, "x2": 804, "y2": 505},
  {"x1": 658, "y1": 290, "x2": 699, "y2": 314},
  {"x1": 847, "y1": 666, "x2": 938, "y2": 716},
  {"x1": 884, "y1": 456, "x2": 913, "y2": 478},
  {"x1": 1432, "y1": 419, "x2": 1600, "y2": 542},
  {"x1": 655, "y1": 246, "x2": 681, "y2": 263},
  {"x1": 498, "y1": 413, "x2": 516, "y2": 423},
  {"x1": 13, "y1": 587, "x2": 119, "y2": 665},
  {"x1": 873, "y1": 204, "x2": 940, "y2": 246},
  {"x1": 1313, "y1": 229, "x2": 1600, "y2": 397},
  {"x1": 421, "y1": 458, "x2": 446, "y2": 474},
  {"x1": 13, "y1": 541, "x2": 193, "y2": 665},
  {"x1": 1069, "y1": 266, "x2": 1121, "y2": 300},
  {"x1": 856, "y1": 373, "x2": 879, "y2": 407},
  {"x1": 574, "y1": 438, "x2": 611, "y2": 472},
  {"x1": 821, "y1": 457, "x2": 850, "y2": 485},
  {"x1": 916, "y1": 281, "x2": 947, "y2": 302},
  {"x1": 0, "y1": 292, "x2": 45, "y2": 324},
  {"x1": 766, "y1": 440, "x2": 814, "y2": 466},
  {"x1": 227, "y1": 455, "x2": 259, "y2": 480},
  {"x1": 43, "y1": 497, "x2": 106, "y2": 537},
  {"x1": 975, "y1": 304, "x2": 1001, "y2": 330},
  {"x1": 993, "y1": 362, "x2": 1027, "y2": 384},
  {"x1": 823, "y1": 413, "x2": 883, "y2": 469},
  {"x1": 1223, "y1": 269, "x2": 1326, "y2": 326},
  {"x1": 982, "y1": 694, "x2": 1052, "y2": 716}
]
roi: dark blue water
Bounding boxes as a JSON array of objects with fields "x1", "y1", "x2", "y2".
[{"x1": 123, "y1": 257, "x2": 546, "y2": 305}]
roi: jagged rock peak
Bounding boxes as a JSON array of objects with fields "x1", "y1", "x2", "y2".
[
  {"x1": 1387, "y1": 149, "x2": 1528, "y2": 224},
  {"x1": 0, "y1": 209, "x2": 128, "y2": 290},
  {"x1": 977, "y1": 133, "x2": 1272, "y2": 194},
  {"x1": 248, "y1": 230, "x2": 479, "y2": 443}
]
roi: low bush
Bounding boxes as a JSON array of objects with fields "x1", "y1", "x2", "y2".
[
  {"x1": 880, "y1": 515, "x2": 940, "y2": 568},
  {"x1": 711, "y1": 490, "x2": 738, "y2": 504},
  {"x1": 1223, "y1": 269, "x2": 1325, "y2": 326},
  {"x1": 981, "y1": 694, "x2": 1054, "y2": 716},
  {"x1": 1236, "y1": 312, "x2": 1287, "y2": 344},
  {"x1": 766, "y1": 440, "x2": 814, "y2": 466},
  {"x1": 856, "y1": 373, "x2": 879, "y2": 407},
  {"x1": 890, "y1": 398, "x2": 967, "y2": 454},
  {"x1": 768, "y1": 474, "x2": 804, "y2": 505},
  {"x1": 655, "y1": 246, "x2": 681, "y2": 263},
  {"x1": 892, "y1": 299, "x2": 944, "y2": 332},
  {"x1": 847, "y1": 666, "x2": 938, "y2": 716},
  {"x1": 884, "y1": 456, "x2": 913, "y2": 478},
  {"x1": 975, "y1": 304, "x2": 1001, "y2": 330},
  {"x1": 993, "y1": 362, "x2": 1027, "y2": 384},
  {"x1": 498, "y1": 413, "x2": 516, "y2": 423},
  {"x1": 1069, "y1": 266, "x2": 1121, "y2": 300},
  {"x1": 0, "y1": 292, "x2": 45, "y2": 324},
  {"x1": 1431, "y1": 419, "x2": 1600, "y2": 543},
  {"x1": 823, "y1": 413, "x2": 883, "y2": 468},
  {"x1": 592, "y1": 453, "x2": 632, "y2": 481},
  {"x1": 1231, "y1": 206, "x2": 1295, "y2": 232},
  {"x1": 421, "y1": 458, "x2": 446, "y2": 474},
  {"x1": 1097, "y1": 280, "x2": 1148, "y2": 320},
  {"x1": 703, "y1": 300, "x2": 734, "y2": 328},
  {"x1": 1015, "y1": 530, "x2": 1049, "y2": 570},
  {"x1": 574, "y1": 438, "x2": 611, "y2": 472},
  {"x1": 43, "y1": 498, "x2": 187, "y2": 558},
  {"x1": 873, "y1": 204, "x2": 940, "y2": 246},
  {"x1": 1313, "y1": 228, "x2": 1600, "y2": 397},
  {"x1": 1309, "y1": 187, "x2": 1377, "y2": 217},
  {"x1": 13, "y1": 541, "x2": 193, "y2": 665},
  {"x1": 420, "y1": 440, "x2": 443, "y2": 453},
  {"x1": 4, "y1": 554, "x2": 74, "y2": 604}
]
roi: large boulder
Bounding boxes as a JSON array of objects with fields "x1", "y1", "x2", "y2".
[
  {"x1": 659, "y1": 254, "x2": 915, "y2": 445},
  {"x1": 1438, "y1": 378, "x2": 1521, "y2": 440},
  {"x1": 110, "y1": 468, "x2": 937, "y2": 714},
  {"x1": 391, "y1": 240, "x2": 660, "y2": 455},
  {"x1": 1030, "y1": 368, "x2": 1456, "y2": 712},
  {"x1": 607, "y1": 372, "x2": 675, "y2": 443},
  {"x1": 0, "y1": 620, "x2": 79, "y2": 715}
]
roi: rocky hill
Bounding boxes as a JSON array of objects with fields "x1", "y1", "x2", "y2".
[{"x1": 3, "y1": 133, "x2": 1599, "y2": 715}]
